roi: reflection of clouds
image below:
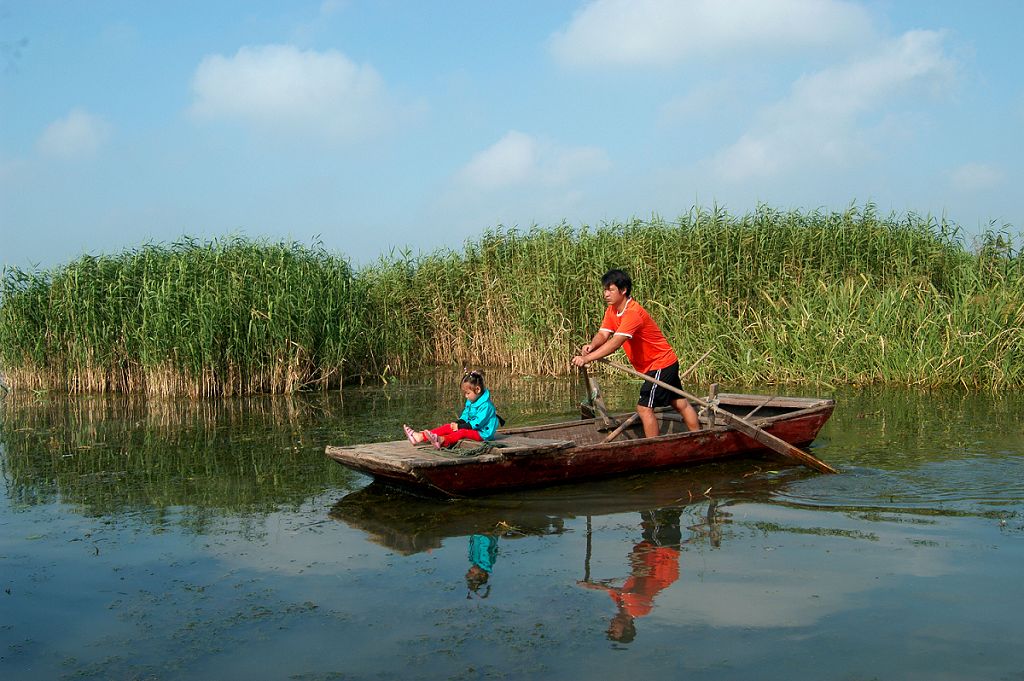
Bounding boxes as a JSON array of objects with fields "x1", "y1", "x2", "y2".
[
  {"x1": 204, "y1": 493, "x2": 965, "y2": 633},
  {"x1": 197, "y1": 495, "x2": 392, "y2": 576},
  {"x1": 586, "y1": 502, "x2": 958, "y2": 630}
]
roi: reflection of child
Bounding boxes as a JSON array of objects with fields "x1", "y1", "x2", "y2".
[
  {"x1": 404, "y1": 370, "x2": 502, "y2": 449},
  {"x1": 466, "y1": 533, "x2": 499, "y2": 598}
]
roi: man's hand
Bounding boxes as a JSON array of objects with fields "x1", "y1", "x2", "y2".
[
  {"x1": 580, "y1": 343, "x2": 593, "y2": 354},
  {"x1": 571, "y1": 354, "x2": 589, "y2": 368}
]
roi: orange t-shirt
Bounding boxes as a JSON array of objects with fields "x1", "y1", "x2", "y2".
[
  {"x1": 600, "y1": 298, "x2": 677, "y2": 374},
  {"x1": 607, "y1": 543, "x2": 681, "y2": 618}
]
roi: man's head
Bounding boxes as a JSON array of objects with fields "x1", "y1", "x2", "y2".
[
  {"x1": 601, "y1": 269, "x2": 632, "y2": 307},
  {"x1": 601, "y1": 269, "x2": 631, "y2": 297},
  {"x1": 606, "y1": 610, "x2": 636, "y2": 643}
]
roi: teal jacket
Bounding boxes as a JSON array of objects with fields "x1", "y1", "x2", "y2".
[
  {"x1": 459, "y1": 389, "x2": 501, "y2": 440},
  {"x1": 468, "y1": 534, "x2": 498, "y2": 573}
]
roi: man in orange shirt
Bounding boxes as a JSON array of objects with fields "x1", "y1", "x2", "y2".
[
  {"x1": 572, "y1": 269, "x2": 700, "y2": 436},
  {"x1": 577, "y1": 507, "x2": 684, "y2": 643}
]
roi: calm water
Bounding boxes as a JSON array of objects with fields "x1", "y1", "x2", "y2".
[{"x1": 2, "y1": 375, "x2": 1023, "y2": 680}]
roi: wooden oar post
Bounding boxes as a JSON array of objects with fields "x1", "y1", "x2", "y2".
[
  {"x1": 579, "y1": 365, "x2": 617, "y2": 429},
  {"x1": 700, "y1": 383, "x2": 719, "y2": 428},
  {"x1": 599, "y1": 358, "x2": 838, "y2": 474}
]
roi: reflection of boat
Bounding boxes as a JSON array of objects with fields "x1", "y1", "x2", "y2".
[
  {"x1": 330, "y1": 462, "x2": 778, "y2": 555},
  {"x1": 325, "y1": 393, "x2": 834, "y2": 496},
  {"x1": 330, "y1": 484, "x2": 568, "y2": 555}
]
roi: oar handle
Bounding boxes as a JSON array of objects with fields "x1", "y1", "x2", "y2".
[{"x1": 599, "y1": 358, "x2": 708, "y2": 407}]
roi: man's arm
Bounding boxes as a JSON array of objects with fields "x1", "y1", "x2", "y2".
[
  {"x1": 576, "y1": 579, "x2": 620, "y2": 593},
  {"x1": 572, "y1": 333, "x2": 627, "y2": 367},
  {"x1": 581, "y1": 329, "x2": 612, "y2": 355}
]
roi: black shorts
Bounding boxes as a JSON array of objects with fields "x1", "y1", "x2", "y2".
[{"x1": 638, "y1": 361, "x2": 683, "y2": 409}]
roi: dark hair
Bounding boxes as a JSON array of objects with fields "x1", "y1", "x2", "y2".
[
  {"x1": 461, "y1": 369, "x2": 485, "y2": 390},
  {"x1": 606, "y1": 610, "x2": 637, "y2": 643},
  {"x1": 601, "y1": 269, "x2": 632, "y2": 296},
  {"x1": 465, "y1": 565, "x2": 491, "y2": 598}
]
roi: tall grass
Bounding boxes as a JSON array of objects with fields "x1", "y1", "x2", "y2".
[
  {"x1": 1, "y1": 205, "x2": 1021, "y2": 394},
  {"x1": 0, "y1": 237, "x2": 363, "y2": 396}
]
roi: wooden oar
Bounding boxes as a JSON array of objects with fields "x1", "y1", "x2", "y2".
[
  {"x1": 599, "y1": 358, "x2": 838, "y2": 474},
  {"x1": 743, "y1": 394, "x2": 776, "y2": 420},
  {"x1": 599, "y1": 348, "x2": 713, "y2": 444},
  {"x1": 584, "y1": 515, "x2": 593, "y2": 582},
  {"x1": 600, "y1": 412, "x2": 641, "y2": 444}
]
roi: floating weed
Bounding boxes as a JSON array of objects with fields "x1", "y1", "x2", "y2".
[{"x1": 747, "y1": 521, "x2": 880, "y2": 541}]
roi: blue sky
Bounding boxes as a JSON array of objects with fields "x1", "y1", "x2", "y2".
[{"x1": 1, "y1": 0, "x2": 1021, "y2": 270}]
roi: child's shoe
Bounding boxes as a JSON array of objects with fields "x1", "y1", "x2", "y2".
[
  {"x1": 425, "y1": 430, "x2": 443, "y2": 449},
  {"x1": 403, "y1": 424, "x2": 418, "y2": 445}
]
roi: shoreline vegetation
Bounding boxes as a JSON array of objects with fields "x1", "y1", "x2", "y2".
[{"x1": 1, "y1": 204, "x2": 1021, "y2": 396}]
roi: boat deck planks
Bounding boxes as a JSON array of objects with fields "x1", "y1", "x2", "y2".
[{"x1": 326, "y1": 433, "x2": 576, "y2": 471}]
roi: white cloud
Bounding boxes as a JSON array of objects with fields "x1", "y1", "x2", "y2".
[
  {"x1": 550, "y1": 0, "x2": 872, "y2": 67},
  {"x1": 455, "y1": 131, "x2": 610, "y2": 191},
  {"x1": 437, "y1": 132, "x2": 612, "y2": 237},
  {"x1": 189, "y1": 44, "x2": 396, "y2": 142},
  {"x1": 658, "y1": 80, "x2": 744, "y2": 125},
  {"x1": 36, "y1": 108, "x2": 110, "y2": 159},
  {"x1": 711, "y1": 30, "x2": 956, "y2": 182},
  {"x1": 949, "y1": 162, "x2": 1004, "y2": 192},
  {"x1": 459, "y1": 131, "x2": 538, "y2": 190}
]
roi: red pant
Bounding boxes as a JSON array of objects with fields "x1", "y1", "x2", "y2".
[{"x1": 427, "y1": 423, "x2": 483, "y2": 448}]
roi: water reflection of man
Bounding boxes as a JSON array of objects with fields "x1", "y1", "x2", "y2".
[
  {"x1": 466, "y1": 533, "x2": 498, "y2": 599},
  {"x1": 578, "y1": 508, "x2": 683, "y2": 643}
]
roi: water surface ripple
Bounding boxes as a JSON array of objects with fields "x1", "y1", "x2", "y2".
[{"x1": 2, "y1": 380, "x2": 1023, "y2": 680}]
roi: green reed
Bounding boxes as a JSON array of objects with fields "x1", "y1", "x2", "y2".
[
  {"x1": 0, "y1": 237, "x2": 367, "y2": 396},
  {"x1": 1, "y1": 204, "x2": 1021, "y2": 393}
]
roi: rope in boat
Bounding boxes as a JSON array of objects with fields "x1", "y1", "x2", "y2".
[
  {"x1": 444, "y1": 441, "x2": 499, "y2": 457},
  {"x1": 412, "y1": 441, "x2": 500, "y2": 457}
]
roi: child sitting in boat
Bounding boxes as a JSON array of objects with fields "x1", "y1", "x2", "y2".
[{"x1": 403, "y1": 370, "x2": 502, "y2": 449}]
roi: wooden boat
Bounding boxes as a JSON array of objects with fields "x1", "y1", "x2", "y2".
[{"x1": 324, "y1": 392, "x2": 835, "y2": 497}]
